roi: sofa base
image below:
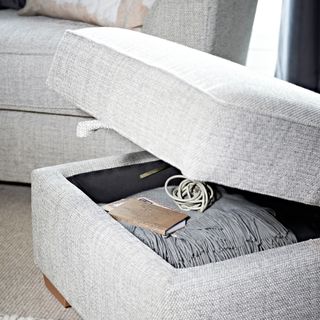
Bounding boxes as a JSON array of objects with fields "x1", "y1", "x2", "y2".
[{"x1": 0, "y1": 110, "x2": 141, "y2": 183}]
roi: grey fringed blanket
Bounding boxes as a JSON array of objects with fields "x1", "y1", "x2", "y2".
[{"x1": 121, "y1": 187, "x2": 297, "y2": 268}]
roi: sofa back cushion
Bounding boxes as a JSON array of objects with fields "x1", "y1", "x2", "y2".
[
  {"x1": 47, "y1": 28, "x2": 320, "y2": 207},
  {"x1": 142, "y1": 0, "x2": 258, "y2": 65},
  {"x1": 19, "y1": 0, "x2": 156, "y2": 29}
]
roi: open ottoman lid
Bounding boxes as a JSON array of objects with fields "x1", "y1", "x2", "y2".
[{"x1": 48, "y1": 27, "x2": 320, "y2": 207}]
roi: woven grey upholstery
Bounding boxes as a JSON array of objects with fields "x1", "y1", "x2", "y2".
[
  {"x1": 0, "y1": 10, "x2": 90, "y2": 117},
  {"x1": 48, "y1": 28, "x2": 320, "y2": 206},
  {"x1": 0, "y1": 110, "x2": 141, "y2": 182},
  {"x1": 0, "y1": 3, "x2": 255, "y2": 116},
  {"x1": 32, "y1": 153, "x2": 320, "y2": 320},
  {"x1": 1, "y1": 2, "x2": 256, "y2": 183},
  {"x1": 143, "y1": 0, "x2": 257, "y2": 64}
]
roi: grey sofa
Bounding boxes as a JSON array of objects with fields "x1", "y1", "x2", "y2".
[{"x1": 0, "y1": 0, "x2": 257, "y2": 183}]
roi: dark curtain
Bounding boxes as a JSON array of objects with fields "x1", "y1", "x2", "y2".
[{"x1": 276, "y1": 0, "x2": 320, "y2": 92}]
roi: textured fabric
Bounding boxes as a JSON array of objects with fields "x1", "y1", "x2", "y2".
[
  {"x1": 1, "y1": 2, "x2": 257, "y2": 183},
  {"x1": 76, "y1": 120, "x2": 109, "y2": 138},
  {"x1": 0, "y1": 10, "x2": 90, "y2": 116},
  {"x1": 142, "y1": 0, "x2": 257, "y2": 65},
  {"x1": 0, "y1": 184, "x2": 81, "y2": 320},
  {"x1": 48, "y1": 28, "x2": 320, "y2": 206},
  {"x1": 276, "y1": 0, "x2": 320, "y2": 93},
  {"x1": 19, "y1": 0, "x2": 155, "y2": 29},
  {"x1": 0, "y1": 110, "x2": 141, "y2": 183},
  {"x1": 0, "y1": 2, "x2": 255, "y2": 116},
  {"x1": 31, "y1": 154, "x2": 320, "y2": 320},
  {"x1": 120, "y1": 186, "x2": 297, "y2": 268}
]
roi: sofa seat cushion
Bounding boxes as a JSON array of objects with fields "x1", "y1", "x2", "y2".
[
  {"x1": 48, "y1": 27, "x2": 320, "y2": 206},
  {"x1": 0, "y1": 9, "x2": 90, "y2": 116}
]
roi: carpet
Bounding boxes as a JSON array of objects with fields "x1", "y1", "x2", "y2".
[
  {"x1": 0, "y1": 315, "x2": 51, "y2": 320},
  {"x1": 0, "y1": 184, "x2": 81, "y2": 320}
]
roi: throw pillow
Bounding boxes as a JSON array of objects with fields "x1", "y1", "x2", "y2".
[
  {"x1": 0, "y1": 0, "x2": 25, "y2": 9},
  {"x1": 19, "y1": 0, "x2": 156, "y2": 29}
]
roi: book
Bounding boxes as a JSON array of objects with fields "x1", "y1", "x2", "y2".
[{"x1": 100, "y1": 198, "x2": 188, "y2": 236}]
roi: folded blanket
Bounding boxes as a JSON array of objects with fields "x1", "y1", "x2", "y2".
[{"x1": 122, "y1": 187, "x2": 297, "y2": 268}]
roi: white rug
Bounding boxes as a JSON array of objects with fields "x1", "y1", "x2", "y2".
[{"x1": 0, "y1": 184, "x2": 81, "y2": 320}]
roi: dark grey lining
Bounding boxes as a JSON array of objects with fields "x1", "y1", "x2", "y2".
[{"x1": 68, "y1": 160, "x2": 181, "y2": 204}]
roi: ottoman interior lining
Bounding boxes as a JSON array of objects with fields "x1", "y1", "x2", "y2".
[
  {"x1": 68, "y1": 160, "x2": 320, "y2": 254},
  {"x1": 68, "y1": 160, "x2": 181, "y2": 204}
]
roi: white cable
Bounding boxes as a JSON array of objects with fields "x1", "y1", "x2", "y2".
[{"x1": 164, "y1": 175, "x2": 215, "y2": 213}]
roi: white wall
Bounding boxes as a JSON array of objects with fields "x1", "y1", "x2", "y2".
[{"x1": 246, "y1": 0, "x2": 283, "y2": 76}]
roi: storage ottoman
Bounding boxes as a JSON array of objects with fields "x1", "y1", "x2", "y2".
[
  {"x1": 32, "y1": 151, "x2": 320, "y2": 320},
  {"x1": 33, "y1": 27, "x2": 320, "y2": 319}
]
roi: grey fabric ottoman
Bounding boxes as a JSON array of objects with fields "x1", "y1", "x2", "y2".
[
  {"x1": 33, "y1": 26, "x2": 320, "y2": 320},
  {"x1": 32, "y1": 151, "x2": 320, "y2": 320}
]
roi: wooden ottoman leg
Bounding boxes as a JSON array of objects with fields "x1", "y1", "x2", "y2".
[{"x1": 43, "y1": 275, "x2": 71, "y2": 308}]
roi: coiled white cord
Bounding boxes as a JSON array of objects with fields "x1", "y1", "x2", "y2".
[{"x1": 164, "y1": 175, "x2": 215, "y2": 213}]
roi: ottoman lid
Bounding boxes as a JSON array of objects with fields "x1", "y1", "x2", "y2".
[{"x1": 47, "y1": 27, "x2": 320, "y2": 207}]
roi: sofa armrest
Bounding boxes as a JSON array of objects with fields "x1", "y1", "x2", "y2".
[{"x1": 142, "y1": 0, "x2": 257, "y2": 65}]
